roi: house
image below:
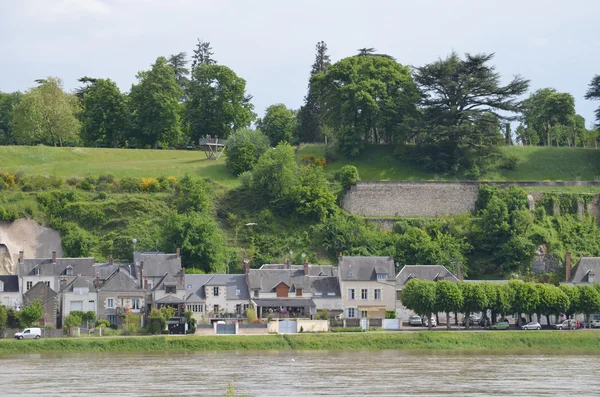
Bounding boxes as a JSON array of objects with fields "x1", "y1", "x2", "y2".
[
  {"x1": 96, "y1": 266, "x2": 146, "y2": 327},
  {"x1": 183, "y1": 274, "x2": 214, "y2": 323},
  {"x1": 0, "y1": 275, "x2": 21, "y2": 310},
  {"x1": 202, "y1": 274, "x2": 250, "y2": 319},
  {"x1": 134, "y1": 250, "x2": 182, "y2": 292},
  {"x1": 338, "y1": 255, "x2": 396, "y2": 320},
  {"x1": 23, "y1": 281, "x2": 58, "y2": 327},
  {"x1": 566, "y1": 254, "x2": 600, "y2": 284},
  {"x1": 60, "y1": 276, "x2": 97, "y2": 321},
  {"x1": 395, "y1": 264, "x2": 458, "y2": 320}
]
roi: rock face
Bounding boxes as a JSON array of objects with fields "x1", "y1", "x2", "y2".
[
  {"x1": 531, "y1": 245, "x2": 560, "y2": 274},
  {"x1": 0, "y1": 219, "x2": 63, "y2": 275}
]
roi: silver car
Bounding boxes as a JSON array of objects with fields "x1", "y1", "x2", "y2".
[
  {"x1": 521, "y1": 322, "x2": 541, "y2": 330},
  {"x1": 409, "y1": 315, "x2": 422, "y2": 326}
]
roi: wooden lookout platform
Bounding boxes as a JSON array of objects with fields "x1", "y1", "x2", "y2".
[{"x1": 198, "y1": 137, "x2": 227, "y2": 160}]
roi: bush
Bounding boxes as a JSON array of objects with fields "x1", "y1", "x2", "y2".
[
  {"x1": 315, "y1": 309, "x2": 329, "y2": 320},
  {"x1": 118, "y1": 177, "x2": 141, "y2": 193},
  {"x1": 324, "y1": 142, "x2": 339, "y2": 162},
  {"x1": 500, "y1": 154, "x2": 519, "y2": 170},
  {"x1": 225, "y1": 129, "x2": 270, "y2": 175},
  {"x1": 335, "y1": 165, "x2": 359, "y2": 189},
  {"x1": 140, "y1": 177, "x2": 160, "y2": 193},
  {"x1": 331, "y1": 327, "x2": 363, "y2": 332},
  {"x1": 385, "y1": 310, "x2": 397, "y2": 319},
  {"x1": 300, "y1": 155, "x2": 327, "y2": 168}
]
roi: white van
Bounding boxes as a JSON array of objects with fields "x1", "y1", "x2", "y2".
[{"x1": 14, "y1": 328, "x2": 42, "y2": 340}]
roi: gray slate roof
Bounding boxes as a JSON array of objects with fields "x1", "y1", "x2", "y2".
[
  {"x1": 570, "y1": 257, "x2": 600, "y2": 283},
  {"x1": 155, "y1": 294, "x2": 185, "y2": 304},
  {"x1": 0, "y1": 275, "x2": 19, "y2": 292},
  {"x1": 259, "y1": 264, "x2": 337, "y2": 277},
  {"x1": 204, "y1": 274, "x2": 249, "y2": 300},
  {"x1": 248, "y1": 269, "x2": 307, "y2": 293},
  {"x1": 135, "y1": 252, "x2": 181, "y2": 278},
  {"x1": 338, "y1": 256, "x2": 395, "y2": 281},
  {"x1": 308, "y1": 276, "x2": 341, "y2": 297},
  {"x1": 19, "y1": 258, "x2": 96, "y2": 277},
  {"x1": 184, "y1": 274, "x2": 213, "y2": 300},
  {"x1": 396, "y1": 265, "x2": 458, "y2": 288},
  {"x1": 252, "y1": 298, "x2": 316, "y2": 308},
  {"x1": 98, "y1": 268, "x2": 143, "y2": 293}
]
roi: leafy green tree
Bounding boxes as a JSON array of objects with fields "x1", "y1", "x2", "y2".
[
  {"x1": 168, "y1": 52, "x2": 190, "y2": 91},
  {"x1": 435, "y1": 280, "x2": 463, "y2": 329},
  {"x1": 129, "y1": 56, "x2": 183, "y2": 148},
  {"x1": 577, "y1": 285, "x2": 600, "y2": 328},
  {"x1": 400, "y1": 279, "x2": 437, "y2": 330},
  {"x1": 19, "y1": 299, "x2": 44, "y2": 327},
  {"x1": 335, "y1": 165, "x2": 359, "y2": 189},
  {"x1": 559, "y1": 284, "x2": 580, "y2": 319},
  {"x1": 257, "y1": 104, "x2": 297, "y2": 146},
  {"x1": 509, "y1": 280, "x2": 540, "y2": 322},
  {"x1": 148, "y1": 308, "x2": 167, "y2": 334},
  {"x1": 291, "y1": 165, "x2": 336, "y2": 220},
  {"x1": 0, "y1": 91, "x2": 22, "y2": 145},
  {"x1": 297, "y1": 41, "x2": 331, "y2": 143},
  {"x1": 459, "y1": 282, "x2": 489, "y2": 329},
  {"x1": 311, "y1": 54, "x2": 420, "y2": 156},
  {"x1": 162, "y1": 211, "x2": 230, "y2": 273},
  {"x1": 412, "y1": 52, "x2": 529, "y2": 172},
  {"x1": 12, "y1": 77, "x2": 81, "y2": 146},
  {"x1": 250, "y1": 142, "x2": 298, "y2": 209},
  {"x1": 63, "y1": 313, "x2": 82, "y2": 333},
  {"x1": 80, "y1": 78, "x2": 129, "y2": 147},
  {"x1": 394, "y1": 227, "x2": 469, "y2": 271},
  {"x1": 535, "y1": 284, "x2": 569, "y2": 327},
  {"x1": 521, "y1": 88, "x2": 576, "y2": 146},
  {"x1": 490, "y1": 283, "x2": 512, "y2": 321},
  {"x1": 170, "y1": 174, "x2": 211, "y2": 214},
  {"x1": 186, "y1": 64, "x2": 255, "y2": 141},
  {"x1": 225, "y1": 128, "x2": 270, "y2": 175},
  {"x1": 584, "y1": 75, "x2": 600, "y2": 127},
  {"x1": 0, "y1": 305, "x2": 7, "y2": 335},
  {"x1": 191, "y1": 39, "x2": 216, "y2": 72}
]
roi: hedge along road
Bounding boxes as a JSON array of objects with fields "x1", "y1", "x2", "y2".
[{"x1": 1, "y1": 331, "x2": 600, "y2": 355}]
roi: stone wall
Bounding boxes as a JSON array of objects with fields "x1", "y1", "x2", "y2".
[{"x1": 344, "y1": 181, "x2": 600, "y2": 218}]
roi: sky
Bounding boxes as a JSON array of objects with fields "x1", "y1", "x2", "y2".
[{"x1": 1, "y1": 0, "x2": 599, "y2": 124}]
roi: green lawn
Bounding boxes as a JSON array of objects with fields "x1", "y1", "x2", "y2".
[
  {"x1": 298, "y1": 144, "x2": 600, "y2": 182},
  {"x1": 0, "y1": 146, "x2": 238, "y2": 186}
]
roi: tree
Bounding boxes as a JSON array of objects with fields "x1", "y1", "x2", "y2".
[
  {"x1": 148, "y1": 308, "x2": 167, "y2": 334},
  {"x1": 170, "y1": 174, "x2": 211, "y2": 214},
  {"x1": 521, "y1": 88, "x2": 576, "y2": 146},
  {"x1": 129, "y1": 56, "x2": 183, "y2": 149},
  {"x1": 509, "y1": 280, "x2": 540, "y2": 323},
  {"x1": 584, "y1": 75, "x2": 600, "y2": 127},
  {"x1": 0, "y1": 91, "x2": 22, "y2": 145},
  {"x1": 535, "y1": 284, "x2": 569, "y2": 327},
  {"x1": 459, "y1": 283, "x2": 489, "y2": 329},
  {"x1": 63, "y1": 312, "x2": 82, "y2": 334},
  {"x1": 19, "y1": 299, "x2": 44, "y2": 327},
  {"x1": 504, "y1": 123, "x2": 514, "y2": 145},
  {"x1": 335, "y1": 165, "x2": 360, "y2": 189},
  {"x1": 435, "y1": 280, "x2": 463, "y2": 329},
  {"x1": 577, "y1": 285, "x2": 600, "y2": 328},
  {"x1": 186, "y1": 64, "x2": 255, "y2": 142},
  {"x1": 412, "y1": 52, "x2": 529, "y2": 172},
  {"x1": 490, "y1": 283, "x2": 512, "y2": 321},
  {"x1": 291, "y1": 165, "x2": 336, "y2": 220},
  {"x1": 0, "y1": 305, "x2": 7, "y2": 336},
  {"x1": 168, "y1": 52, "x2": 190, "y2": 91},
  {"x1": 257, "y1": 104, "x2": 297, "y2": 146},
  {"x1": 297, "y1": 41, "x2": 331, "y2": 143},
  {"x1": 311, "y1": 54, "x2": 420, "y2": 155},
  {"x1": 191, "y1": 39, "x2": 216, "y2": 72},
  {"x1": 250, "y1": 142, "x2": 298, "y2": 209},
  {"x1": 12, "y1": 77, "x2": 81, "y2": 146},
  {"x1": 80, "y1": 78, "x2": 129, "y2": 147},
  {"x1": 225, "y1": 128, "x2": 270, "y2": 175},
  {"x1": 400, "y1": 279, "x2": 437, "y2": 330}
]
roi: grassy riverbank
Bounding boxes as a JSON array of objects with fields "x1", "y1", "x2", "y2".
[{"x1": 2, "y1": 331, "x2": 600, "y2": 355}]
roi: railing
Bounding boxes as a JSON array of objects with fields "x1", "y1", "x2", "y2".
[{"x1": 199, "y1": 137, "x2": 227, "y2": 146}]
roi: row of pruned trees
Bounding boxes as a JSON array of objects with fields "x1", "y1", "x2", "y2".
[{"x1": 400, "y1": 279, "x2": 600, "y2": 330}]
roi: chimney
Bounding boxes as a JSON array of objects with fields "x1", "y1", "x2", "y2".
[
  {"x1": 176, "y1": 247, "x2": 181, "y2": 258},
  {"x1": 19, "y1": 251, "x2": 24, "y2": 264},
  {"x1": 180, "y1": 267, "x2": 185, "y2": 284},
  {"x1": 94, "y1": 272, "x2": 101, "y2": 289},
  {"x1": 108, "y1": 255, "x2": 113, "y2": 266},
  {"x1": 144, "y1": 276, "x2": 148, "y2": 290},
  {"x1": 60, "y1": 276, "x2": 67, "y2": 291},
  {"x1": 338, "y1": 252, "x2": 343, "y2": 264},
  {"x1": 244, "y1": 259, "x2": 250, "y2": 275},
  {"x1": 304, "y1": 257, "x2": 309, "y2": 275},
  {"x1": 139, "y1": 261, "x2": 144, "y2": 289},
  {"x1": 52, "y1": 251, "x2": 57, "y2": 264},
  {"x1": 285, "y1": 259, "x2": 290, "y2": 270},
  {"x1": 566, "y1": 251, "x2": 572, "y2": 282}
]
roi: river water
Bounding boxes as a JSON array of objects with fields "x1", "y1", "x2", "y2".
[{"x1": 0, "y1": 350, "x2": 597, "y2": 396}]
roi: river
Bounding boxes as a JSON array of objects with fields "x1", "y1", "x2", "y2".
[{"x1": 0, "y1": 350, "x2": 597, "y2": 396}]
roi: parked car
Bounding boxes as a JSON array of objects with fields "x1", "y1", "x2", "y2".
[
  {"x1": 423, "y1": 317, "x2": 437, "y2": 327},
  {"x1": 590, "y1": 320, "x2": 600, "y2": 328},
  {"x1": 461, "y1": 315, "x2": 480, "y2": 326},
  {"x1": 521, "y1": 322, "x2": 541, "y2": 330},
  {"x1": 554, "y1": 320, "x2": 577, "y2": 330},
  {"x1": 490, "y1": 321, "x2": 510, "y2": 330},
  {"x1": 409, "y1": 315, "x2": 423, "y2": 326},
  {"x1": 14, "y1": 328, "x2": 42, "y2": 340}
]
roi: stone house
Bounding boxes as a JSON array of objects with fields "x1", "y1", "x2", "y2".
[
  {"x1": 96, "y1": 267, "x2": 146, "y2": 327},
  {"x1": 151, "y1": 269, "x2": 186, "y2": 316},
  {"x1": 60, "y1": 276, "x2": 97, "y2": 322},
  {"x1": 183, "y1": 274, "x2": 213, "y2": 323},
  {"x1": 566, "y1": 255, "x2": 600, "y2": 284},
  {"x1": 202, "y1": 274, "x2": 250, "y2": 318},
  {"x1": 337, "y1": 255, "x2": 396, "y2": 320},
  {"x1": 395, "y1": 264, "x2": 458, "y2": 321},
  {"x1": 0, "y1": 275, "x2": 21, "y2": 310},
  {"x1": 23, "y1": 281, "x2": 58, "y2": 327},
  {"x1": 134, "y1": 250, "x2": 182, "y2": 292}
]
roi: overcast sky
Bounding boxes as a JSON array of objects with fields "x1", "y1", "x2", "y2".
[{"x1": 1, "y1": 0, "x2": 599, "y2": 124}]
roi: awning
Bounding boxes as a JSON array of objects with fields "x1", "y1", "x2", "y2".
[{"x1": 252, "y1": 298, "x2": 316, "y2": 308}]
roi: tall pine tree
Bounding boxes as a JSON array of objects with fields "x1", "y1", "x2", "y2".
[
  {"x1": 191, "y1": 39, "x2": 216, "y2": 74},
  {"x1": 297, "y1": 41, "x2": 331, "y2": 143}
]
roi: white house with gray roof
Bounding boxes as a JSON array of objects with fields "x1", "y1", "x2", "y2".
[{"x1": 0, "y1": 275, "x2": 21, "y2": 310}]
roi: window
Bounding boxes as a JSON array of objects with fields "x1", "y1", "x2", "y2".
[
  {"x1": 253, "y1": 289, "x2": 259, "y2": 298},
  {"x1": 348, "y1": 272, "x2": 353, "y2": 279},
  {"x1": 327, "y1": 292, "x2": 336, "y2": 296},
  {"x1": 70, "y1": 301, "x2": 83, "y2": 311},
  {"x1": 44, "y1": 281, "x2": 50, "y2": 288},
  {"x1": 107, "y1": 298, "x2": 114, "y2": 309},
  {"x1": 236, "y1": 289, "x2": 240, "y2": 296},
  {"x1": 374, "y1": 289, "x2": 381, "y2": 300},
  {"x1": 132, "y1": 299, "x2": 140, "y2": 310},
  {"x1": 107, "y1": 315, "x2": 117, "y2": 325},
  {"x1": 26, "y1": 281, "x2": 32, "y2": 290},
  {"x1": 188, "y1": 304, "x2": 203, "y2": 313},
  {"x1": 314, "y1": 292, "x2": 322, "y2": 296},
  {"x1": 213, "y1": 305, "x2": 219, "y2": 314},
  {"x1": 147, "y1": 281, "x2": 153, "y2": 291},
  {"x1": 377, "y1": 273, "x2": 387, "y2": 281},
  {"x1": 166, "y1": 286, "x2": 176, "y2": 294},
  {"x1": 361, "y1": 310, "x2": 368, "y2": 318},
  {"x1": 0, "y1": 283, "x2": 3, "y2": 292},
  {"x1": 296, "y1": 288, "x2": 303, "y2": 297},
  {"x1": 361, "y1": 289, "x2": 368, "y2": 300},
  {"x1": 34, "y1": 268, "x2": 40, "y2": 276},
  {"x1": 347, "y1": 308, "x2": 356, "y2": 318},
  {"x1": 213, "y1": 287, "x2": 219, "y2": 297},
  {"x1": 66, "y1": 267, "x2": 73, "y2": 276},
  {"x1": 348, "y1": 289, "x2": 355, "y2": 300}
]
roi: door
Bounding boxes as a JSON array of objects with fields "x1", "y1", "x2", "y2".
[
  {"x1": 279, "y1": 320, "x2": 297, "y2": 334},
  {"x1": 216, "y1": 323, "x2": 236, "y2": 335},
  {"x1": 360, "y1": 319, "x2": 368, "y2": 330}
]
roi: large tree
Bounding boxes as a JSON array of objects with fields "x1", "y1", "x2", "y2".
[
  {"x1": 191, "y1": 39, "x2": 216, "y2": 72},
  {"x1": 400, "y1": 279, "x2": 437, "y2": 330},
  {"x1": 257, "y1": 104, "x2": 297, "y2": 146},
  {"x1": 185, "y1": 64, "x2": 255, "y2": 141},
  {"x1": 0, "y1": 91, "x2": 21, "y2": 145},
  {"x1": 297, "y1": 41, "x2": 331, "y2": 143},
  {"x1": 412, "y1": 52, "x2": 529, "y2": 172},
  {"x1": 312, "y1": 54, "x2": 420, "y2": 156},
  {"x1": 80, "y1": 78, "x2": 129, "y2": 148},
  {"x1": 521, "y1": 88, "x2": 576, "y2": 146},
  {"x1": 585, "y1": 75, "x2": 600, "y2": 127},
  {"x1": 12, "y1": 77, "x2": 81, "y2": 146},
  {"x1": 129, "y1": 56, "x2": 183, "y2": 149},
  {"x1": 225, "y1": 128, "x2": 270, "y2": 175},
  {"x1": 435, "y1": 280, "x2": 463, "y2": 329},
  {"x1": 168, "y1": 52, "x2": 190, "y2": 91}
]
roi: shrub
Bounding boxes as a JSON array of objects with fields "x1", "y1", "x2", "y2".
[
  {"x1": 140, "y1": 177, "x2": 160, "y2": 193},
  {"x1": 118, "y1": 177, "x2": 141, "y2": 193},
  {"x1": 315, "y1": 309, "x2": 329, "y2": 320},
  {"x1": 300, "y1": 155, "x2": 327, "y2": 168},
  {"x1": 385, "y1": 310, "x2": 397, "y2": 319},
  {"x1": 331, "y1": 327, "x2": 363, "y2": 332},
  {"x1": 245, "y1": 307, "x2": 257, "y2": 323},
  {"x1": 96, "y1": 319, "x2": 110, "y2": 328},
  {"x1": 0, "y1": 173, "x2": 16, "y2": 189},
  {"x1": 225, "y1": 129, "x2": 271, "y2": 175},
  {"x1": 500, "y1": 154, "x2": 518, "y2": 170},
  {"x1": 324, "y1": 142, "x2": 339, "y2": 162},
  {"x1": 335, "y1": 165, "x2": 359, "y2": 189}
]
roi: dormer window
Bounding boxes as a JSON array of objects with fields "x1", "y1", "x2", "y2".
[
  {"x1": 66, "y1": 267, "x2": 73, "y2": 276},
  {"x1": 34, "y1": 268, "x2": 40, "y2": 276},
  {"x1": 166, "y1": 285, "x2": 176, "y2": 294},
  {"x1": 348, "y1": 272, "x2": 353, "y2": 279},
  {"x1": 377, "y1": 273, "x2": 387, "y2": 281}
]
